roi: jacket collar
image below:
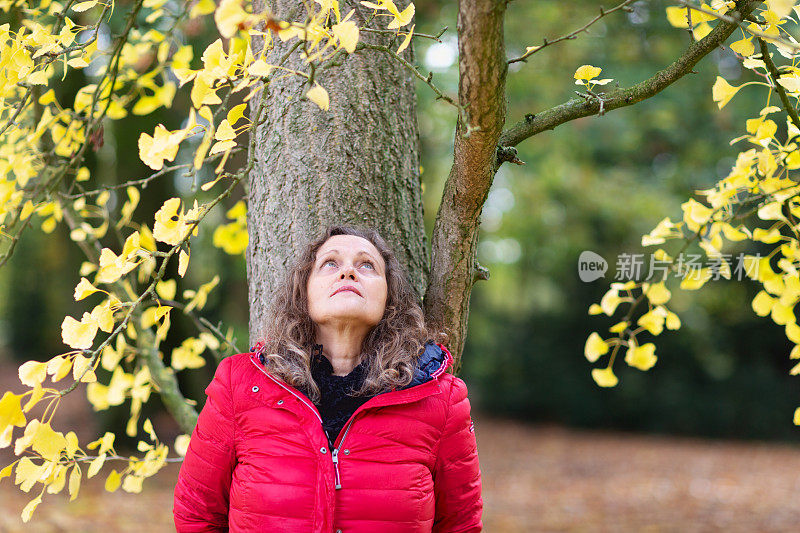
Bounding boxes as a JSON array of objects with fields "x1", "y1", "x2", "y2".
[
  {"x1": 249, "y1": 340, "x2": 453, "y2": 401},
  {"x1": 401, "y1": 341, "x2": 453, "y2": 389}
]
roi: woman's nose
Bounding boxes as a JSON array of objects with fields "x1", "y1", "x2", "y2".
[{"x1": 340, "y1": 264, "x2": 357, "y2": 279}]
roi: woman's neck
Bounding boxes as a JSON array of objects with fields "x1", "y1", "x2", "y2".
[{"x1": 314, "y1": 327, "x2": 366, "y2": 376}]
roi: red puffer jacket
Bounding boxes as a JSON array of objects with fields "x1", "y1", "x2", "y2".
[{"x1": 173, "y1": 341, "x2": 483, "y2": 532}]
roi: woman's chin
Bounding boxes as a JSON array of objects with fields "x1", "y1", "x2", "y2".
[{"x1": 316, "y1": 308, "x2": 382, "y2": 326}]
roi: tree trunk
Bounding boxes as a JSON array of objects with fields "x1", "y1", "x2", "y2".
[{"x1": 247, "y1": 1, "x2": 428, "y2": 347}]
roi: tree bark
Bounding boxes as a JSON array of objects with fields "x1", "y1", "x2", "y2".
[
  {"x1": 247, "y1": 0, "x2": 428, "y2": 346},
  {"x1": 425, "y1": 0, "x2": 509, "y2": 369}
]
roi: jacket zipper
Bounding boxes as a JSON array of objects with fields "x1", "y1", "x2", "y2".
[
  {"x1": 250, "y1": 357, "x2": 351, "y2": 489},
  {"x1": 331, "y1": 416, "x2": 356, "y2": 489}
]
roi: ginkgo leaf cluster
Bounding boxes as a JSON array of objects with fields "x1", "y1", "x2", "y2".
[{"x1": 585, "y1": 3, "x2": 800, "y2": 426}]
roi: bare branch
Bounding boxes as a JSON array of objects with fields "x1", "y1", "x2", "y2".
[
  {"x1": 499, "y1": 0, "x2": 763, "y2": 148},
  {"x1": 360, "y1": 25, "x2": 447, "y2": 42},
  {"x1": 508, "y1": 0, "x2": 637, "y2": 63}
]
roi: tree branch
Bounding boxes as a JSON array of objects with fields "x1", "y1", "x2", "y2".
[
  {"x1": 508, "y1": 0, "x2": 637, "y2": 64},
  {"x1": 425, "y1": 0, "x2": 508, "y2": 371},
  {"x1": 499, "y1": 0, "x2": 763, "y2": 148},
  {"x1": 757, "y1": 37, "x2": 800, "y2": 133},
  {"x1": 674, "y1": 0, "x2": 798, "y2": 51}
]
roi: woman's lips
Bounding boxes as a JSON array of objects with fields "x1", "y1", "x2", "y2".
[{"x1": 332, "y1": 285, "x2": 362, "y2": 297}]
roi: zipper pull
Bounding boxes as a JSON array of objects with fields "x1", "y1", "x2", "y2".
[{"x1": 332, "y1": 447, "x2": 342, "y2": 490}]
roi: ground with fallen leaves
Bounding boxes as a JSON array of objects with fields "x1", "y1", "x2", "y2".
[{"x1": 3, "y1": 410, "x2": 800, "y2": 532}]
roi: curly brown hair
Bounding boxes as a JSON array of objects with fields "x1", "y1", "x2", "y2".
[{"x1": 258, "y1": 225, "x2": 447, "y2": 403}]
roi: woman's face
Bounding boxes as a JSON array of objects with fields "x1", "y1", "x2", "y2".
[{"x1": 307, "y1": 235, "x2": 388, "y2": 330}]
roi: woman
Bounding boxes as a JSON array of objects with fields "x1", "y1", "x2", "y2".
[{"x1": 173, "y1": 225, "x2": 483, "y2": 532}]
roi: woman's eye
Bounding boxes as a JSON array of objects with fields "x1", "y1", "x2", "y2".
[
  {"x1": 323, "y1": 260, "x2": 336, "y2": 267},
  {"x1": 361, "y1": 262, "x2": 374, "y2": 269}
]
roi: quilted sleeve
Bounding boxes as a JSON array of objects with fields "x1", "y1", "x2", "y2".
[
  {"x1": 173, "y1": 355, "x2": 237, "y2": 532},
  {"x1": 432, "y1": 376, "x2": 483, "y2": 533}
]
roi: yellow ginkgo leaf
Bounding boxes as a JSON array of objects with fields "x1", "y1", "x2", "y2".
[
  {"x1": 584, "y1": 332, "x2": 609, "y2": 363},
  {"x1": 31, "y1": 420, "x2": 68, "y2": 461},
  {"x1": 387, "y1": 2, "x2": 414, "y2": 29},
  {"x1": 153, "y1": 198, "x2": 187, "y2": 246},
  {"x1": 23, "y1": 385, "x2": 45, "y2": 413},
  {"x1": 609, "y1": 321, "x2": 628, "y2": 334},
  {"x1": 171, "y1": 337, "x2": 207, "y2": 370},
  {"x1": 72, "y1": 353, "x2": 97, "y2": 383},
  {"x1": 178, "y1": 248, "x2": 190, "y2": 277},
  {"x1": 752, "y1": 226, "x2": 782, "y2": 243},
  {"x1": 46, "y1": 355, "x2": 73, "y2": 382},
  {"x1": 591, "y1": 366, "x2": 618, "y2": 387},
  {"x1": 138, "y1": 124, "x2": 185, "y2": 171},
  {"x1": 90, "y1": 302, "x2": 114, "y2": 333},
  {"x1": 665, "y1": 6, "x2": 694, "y2": 28},
  {"x1": 771, "y1": 301, "x2": 795, "y2": 325},
  {"x1": 143, "y1": 418, "x2": 158, "y2": 441},
  {"x1": 247, "y1": 59, "x2": 273, "y2": 77},
  {"x1": 87, "y1": 453, "x2": 106, "y2": 478},
  {"x1": 306, "y1": 83, "x2": 330, "y2": 110},
  {"x1": 0, "y1": 462, "x2": 14, "y2": 481},
  {"x1": 156, "y1": 279, "x2": 177, "y2": 300},
  {"x1": 665, "y1": 310, "x2": 681, "y2": 330},
  {"x1": 779, "y1": 77, "x2": 800, "y2": 97},
  {"x1": 625, "y1": 342, "x2": 658, "y2": 371},
  {"x1": 191, "y1": 73, "x2": 223, "y2": 109},
  {"x1": 105, "y1": 469, "x2": 121, "y2": 492},
  {"x1": 752, "y1": 290, "x2": 774, "y2": 316},
  {"x1": 645, "y1": 281, "x2": 671, "y2": 305},
  {"x1": 712, "y1": 76, "x2": 741, "y2": 109},
  {"x1": 18, "y1": 361, "x2": 48, "y2": 387},
  {"x1": 729, "y1": 37, "x2": 754, "y2": 56},
  {"x1": 215, "y1": 0, "x2": 248, "y2": 38},
  {"x1": 758, "y1": 202, "x2": 785, "y2": 221},
  {"x1": 599, "y1": 289, "x2": 622, "y2": 316},
  {"x1": 720, "y1": 222, "x2": 749, "y2": 241},
  {"x1": 174, "y1": 434, "x2": 191, "y2": 456},
  {"x1": 637, "y1": 309, "x2": 665, "y2": 336},
  {"x1": 396, "y1": 24, "x2": 414, "y2": 54},
  {"x1": 333, "y1": 19, "x2": 359, "y2": 53},
  {"x1": 14, "y1": 455, "x2": 43, "y2": 492},
  {"x1": 681, "y1": 198, "x2": 713, "y2": 229},
  {"x1": 68, "y1": 464, "x2": 81, "y2": 501},
  {"x1": 72, "y1": 0, "x2": 98, "y2": 12},
  {"x1": 574, "y1": 64, "x2": 602, "y2": 81},
  {"x1": 61, "y1": 313, "x2": 99, "y2": 350},
  {"x1": 209, "y1": 139, "x2": 237, "y2": 155},
  {"x1": 769, "y1": 0, "x2": 795, "y2": 19},
  {"x1": 227, "y1": 103, "x2": 248, "y2": 126},
  {"x1": 21, "y1": 493, "x2": 43, "y2": 523},
  {"x1": 122, "y1": 474, "x2": 144, "y2": 493},
  {"x1": 226, "y1": 200, "x2": 247, "y2": 220},
  {"x1": 0, "y1": 391, "x2": 27, "y2": 432},
  {"x1": 680, "y1": 267, "x2": 712, "y2": 290},
  {"x1": 96, "y1": 248, "x2": 132, "y2": 284},
  {"x1": 693, "y1": 21, "x2": 713, "y2": 40},
  {"x1": 214, "y1": 119, "x2": 236, "y2": 141}
]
